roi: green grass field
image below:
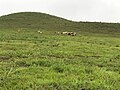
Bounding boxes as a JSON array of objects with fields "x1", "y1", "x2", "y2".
[{"x1": 0, "y1": 12, "x2": 120, "y2": 90}]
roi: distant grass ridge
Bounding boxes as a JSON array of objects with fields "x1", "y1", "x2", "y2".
[
  {"x1": 0, "y1": 12, "x2": 73, "y2": 31},
  {"x1": 0, "y1": 12, "x2": 120, "y2": 34}
]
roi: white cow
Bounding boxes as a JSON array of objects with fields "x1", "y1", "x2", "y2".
[{"x1": 38, "y1": 31, "x2": 42, "y2": 34}]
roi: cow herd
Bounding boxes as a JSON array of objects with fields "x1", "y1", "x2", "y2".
[
  {"x1": 55, "y1": 32, "x2": 76, "y2": 36},
  {"x1": 61, "y1": 32, "x2": 76, "y2": 36},
  {"x1": 37, "y1": 31, "x2": 43, "y2": 34},
  {"x1": 37, "y1": 31, "x2": 77, "y2": 36},
  {"x1": 17, "y1": 29, "x2": 76, "y2": 36},
  {"x1": 37, "y1": 31, "x2": 76, "y2": 36}
]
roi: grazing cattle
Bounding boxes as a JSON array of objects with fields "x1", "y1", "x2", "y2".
[
  {"x1": 55, "y1": 32, "x2": 60, "y2": 35},
  {"x1": 61, "y1": 32, "x2": 76, "y2": 36},
  {"x1": 61, "y1": 32, "x2": 68, "y2": 35},
  {"x1": 38, "y1": 31, "x2": 42, "y2": 34},
  {"x1": 70, "y1": 32, "x2": 76, "y2": 36}
]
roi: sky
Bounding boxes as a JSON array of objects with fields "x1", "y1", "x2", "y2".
[{"x1": 0, "y1": 0, "x2": 120, "y2": 23}]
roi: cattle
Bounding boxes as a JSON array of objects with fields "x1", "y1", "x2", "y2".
[
  {"x1": 55, "y1": 32, "x2": 60, "y2": 35},
  {"x1": 38, "y1": 31, "x2": 42, "y2": 34},
  {"x1": 61, "y1": 32, "x2": 76, "y2": 36},
  {"x1": 61, "y1": 32, "x2": 68, "y2": 35},
  {"x1": 70, "y1": 32, "x2": 76, "y2": 36}
]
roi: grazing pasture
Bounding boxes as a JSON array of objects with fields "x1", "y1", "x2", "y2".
[
  {"x1": 0, "y1": 12, "x2": 120, "y2": 90},
  {"x1": 0, "y1": 29, "x2": 120, "y2": 90}
]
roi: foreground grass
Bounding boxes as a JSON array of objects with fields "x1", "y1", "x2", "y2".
[{"x1": 0, "y1": 29, "x2": 120, "y2": 90}]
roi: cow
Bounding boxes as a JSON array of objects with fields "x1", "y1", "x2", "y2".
[
  {"x1": 61, "y1": 32, "x2": 68, "y2": 35},
  {"x1": 70, "y1": 32, "x2": 76, "y2": 36},
  {"x1": 38, "y1": 31, "x2": 42, "y2": 34},
  {"x1": 61, "y1": 32, "x2": 76, "y2": 36},
  {"x1": 55, "y1": 32, "x2": 60, "y2": 35}
]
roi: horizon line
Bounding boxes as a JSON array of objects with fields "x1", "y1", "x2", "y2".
[{"x1": 0, "y1": 11, "x2": 120, "y2": 24}]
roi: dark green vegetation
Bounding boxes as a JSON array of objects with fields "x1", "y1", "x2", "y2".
[{"x1": 0, "y1": 12, "x2": 120, "y2": 90}]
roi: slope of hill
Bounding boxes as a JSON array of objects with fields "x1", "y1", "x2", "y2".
[
  {"x1": 0, "y1": 12, "x2": 120, "y2": 34},
  {"x1": 0, "y1": 12, "x2": 73, "y2": 31}
]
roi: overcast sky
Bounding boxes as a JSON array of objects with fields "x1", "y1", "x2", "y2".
[{"x1": 0, "y1": 0, "x2": 120, "y2": 22}]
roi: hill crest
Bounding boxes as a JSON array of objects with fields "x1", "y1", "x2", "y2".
[{"x1": 0, "y1": 12, "x2": 120, "y2": 34}]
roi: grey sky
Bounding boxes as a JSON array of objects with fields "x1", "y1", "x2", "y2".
[{"x1": 0, "y1": 0, "x2": 120, "y2": 22}]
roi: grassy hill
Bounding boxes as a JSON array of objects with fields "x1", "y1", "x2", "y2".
[
  {"x1": 0, "y1": 12, "x2": 73, "y2": 31},
  {"x1": 0, "y1": 12, "x2": 120, "y2": 34},
  {"x1": 0, "y1": 12, "x2": 120, "y2": 90}
]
